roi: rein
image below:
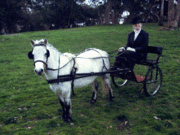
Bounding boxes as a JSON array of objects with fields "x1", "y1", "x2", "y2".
[
  {"x1": 32, "y1": 46, "x2": 123, "y2": 72},
  {"x1": 108, "y1": 49, "x2": 118, "y2": 54},
  {"x1": 46, "y1": 48, "x2": 110, "y2": 71},
  {"x1": 31, "y1": 46, "x2": 121, "y2": 85},
  {"x1": 108, "y1": 50, "x2": 128, "y2": 58},
  {"x1": 46, "y1": 59, "x2": 74, "y2": 71},
  {"x1": 46, "y1": 49, "x2": 123, "y2": 73}
]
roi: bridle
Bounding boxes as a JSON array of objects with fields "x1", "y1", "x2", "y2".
[
  {"x1": 28, "y1": 43, "x2": 50, "y2": 69},
  {"x1": 34, "y1": 60, "x2": 48, "y2": 69}
]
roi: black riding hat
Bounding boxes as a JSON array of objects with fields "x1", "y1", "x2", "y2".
[{"x1": 131, "y1": 16, "x2": 142, "y2": 24}]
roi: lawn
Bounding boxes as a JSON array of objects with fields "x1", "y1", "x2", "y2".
[{"x1": 0, "y1": 24, "x2": 180, "y2": 135}]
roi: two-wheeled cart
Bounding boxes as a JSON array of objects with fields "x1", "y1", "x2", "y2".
[{"x1": 111, "y1": 46, "x2": 163, "y2": 96}]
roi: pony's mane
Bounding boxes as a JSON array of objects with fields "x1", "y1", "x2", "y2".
[{"x1": 47, "y1": 42, "x2": 61, "y2": 55}]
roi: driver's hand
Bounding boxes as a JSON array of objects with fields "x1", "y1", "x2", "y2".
[
  {"x1": 127, "y1": 47, "x2": 136, "y2": 52},
  {"x1": 118, "y1": 47, "x2": 125, "y2": 52}
]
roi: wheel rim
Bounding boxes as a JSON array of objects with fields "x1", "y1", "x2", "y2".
[
  {"x1": 144, "y1": 67, "x2": 162, "y2": 96},
  {"x1": 112, "y1": 76, "x2": 128, "y2": 87}
]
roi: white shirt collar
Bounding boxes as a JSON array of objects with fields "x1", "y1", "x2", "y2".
[{"x1": 134, "y1": 29, "x2": 141, "y2": 41}]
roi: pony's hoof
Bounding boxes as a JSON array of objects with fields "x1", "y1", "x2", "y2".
[
  {"x1": 90, "y1": 99, "x2": 97, "y2": 104},
  {"x1": 64, "y1": 117, "x2": 72, "y2": 123},
  {"x1": 110, "y1": 97, "x2": 114, "y2": 102},
  {"x1": 62, "y1": 114, "x2": 72, "y2": 123}
]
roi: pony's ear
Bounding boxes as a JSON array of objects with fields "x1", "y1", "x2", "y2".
[
  {"x1": 46, "y1": 50, "x2": 50, "y2": 58},
  {"x1": 28, "y1": 51, "x2": 34, "y2": 59},
  {"x1": 31, "y1": 40, "x2": 35, "y2": 47},
  {"x1": 44, "y1": 39, "x2": 48, "y2": 45}
]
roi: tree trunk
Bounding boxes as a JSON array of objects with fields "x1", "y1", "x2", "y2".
[
  {"x1": 104, "y1": 0, "x2": 112, "y2": 24},
  {"x1": 176, "y1": 1, "x2": 180, "y2": 27},
  {"x1": 158, "y1": 0, "x2": 164, "y2": 26},
  {"x1": 168, "y1": 0, "x2": 175, "y2": 28},
  {"x1": 67, "y1": 2, "x2": 74, "y2": 28},
  {"x1": 145, "y1": 0, "x2": 156, "y2": 23},
  {"x1": 168, "y1": 0, "x2": 180, "y2": 28}
]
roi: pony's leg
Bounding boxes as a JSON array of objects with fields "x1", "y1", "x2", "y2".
[
  {"x1": 64, "y1": 97, "x2": 72, "y2": 122},
  {"x1": 102, "y1": 74, "x2": 114, "y2": 101},
  {"x1": 58, "y1": 95, "x2": 72, "y2": 122},
  {"x1": 58, "y1": 97, "x2": 66, "y2": 119},
  {"x1": 57, "y1": 85, "x2": 72, "y2": 122},
  {"x1": 91, "y1": 79, "x2": 99, "y2": 103}
]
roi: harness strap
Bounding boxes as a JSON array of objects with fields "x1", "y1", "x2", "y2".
[
  {"x1": 57, "y1": 55, "x2": 61, "y2": 84},
  {"x1": 71, "y1": 58, "x2": 77, "y2": 95}
]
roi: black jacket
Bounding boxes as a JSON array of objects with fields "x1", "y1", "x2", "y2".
[{"x1": 126, "y1": 30, "x2": 149, "y2": 59}]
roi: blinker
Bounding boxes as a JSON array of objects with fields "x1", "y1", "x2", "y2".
[
  {"x1": 28, "y1": 50, "x2": 50, "y2": 60},
  {"x1": 28, "y1": 51, "x2": 34, "y2": 59},
  {"x1": 46, "y1": 50, "x2": 50, "y2": 58}
]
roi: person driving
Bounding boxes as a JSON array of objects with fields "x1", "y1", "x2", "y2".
[{"x1": 114, "y1": 16, "x2": 149, "y2": 69}]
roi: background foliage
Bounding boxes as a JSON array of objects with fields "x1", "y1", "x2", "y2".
[
  {"x1": 1, "y1": 0, "x2": 176, "y2": 34},
  {"x1": 0, "y1": 24, "x2": 180, "y2": 134}
]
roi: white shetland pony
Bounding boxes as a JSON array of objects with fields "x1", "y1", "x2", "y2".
[{"x1": 28, "y1": 39, "x2": 114, "y2": 122}]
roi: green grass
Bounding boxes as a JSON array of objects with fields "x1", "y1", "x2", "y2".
[{"x1": 0, "y1": 24, "x2": 180, "y2": 135}]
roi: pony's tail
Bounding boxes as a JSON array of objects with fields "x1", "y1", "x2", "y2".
[{"x1": 100, "y1": 76, "x2": 110, "y2": 98}]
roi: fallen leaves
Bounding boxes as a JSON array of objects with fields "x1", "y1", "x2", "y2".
[{"x1": 154, "y1": 116, "x2": 161, "y2": 120}]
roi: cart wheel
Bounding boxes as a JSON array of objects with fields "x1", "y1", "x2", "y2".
[
  {"x1": 111, "y1": 76, "x2": 128, "y2": 87},
  {"x1": 143, "y1": 67, "x2": 162, "y2": 96}
]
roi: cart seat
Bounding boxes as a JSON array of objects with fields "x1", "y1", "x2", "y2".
[
  {"x1": 138, "y1": 46, "x2": 163, "y2": 66},
  {"x1": 140, "y1": 59, "x2": 158, "y2": 65}
]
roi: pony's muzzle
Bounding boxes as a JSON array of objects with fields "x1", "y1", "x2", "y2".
[{"x1": 35, "y1": 69, "x2": 44, "y2": 75}]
